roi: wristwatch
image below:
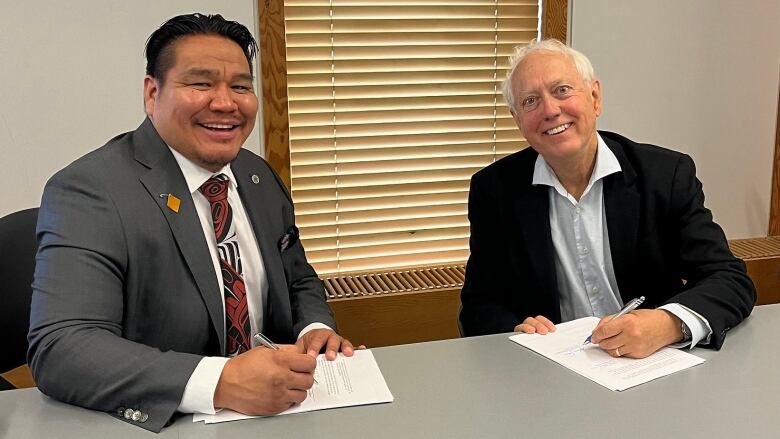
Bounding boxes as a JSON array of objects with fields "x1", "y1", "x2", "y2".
[{"x1": 680, "y1": 320, "x2": 692, "y2": 342}]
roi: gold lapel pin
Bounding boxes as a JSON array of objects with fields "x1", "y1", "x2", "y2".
[{"x1": 160, "y1": 193, "x2": 181, "y2": 213}]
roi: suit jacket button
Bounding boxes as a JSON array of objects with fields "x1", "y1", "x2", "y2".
[
  {"x1": 140, "y1": 413, "x2": 149, "y2": 423},
  {"x1": 124, "y1": 408, "x2": 134, "y2": 419},
  {"x1": 132, "y1": 410, "x2": 143, "y2": 421},
  {"x1": 117, "y1": 407, "x2": 125, "y2": 416}
]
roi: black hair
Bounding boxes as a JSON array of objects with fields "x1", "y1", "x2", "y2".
[{"x1": 145, "y1": 13, "x2": 258, "y2": 83}]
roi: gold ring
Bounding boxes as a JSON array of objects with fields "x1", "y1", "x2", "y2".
[{"x1": 615, "y1": 348, "x2": 621, "y2": 357}]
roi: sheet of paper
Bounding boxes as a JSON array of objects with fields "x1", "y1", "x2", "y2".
[
  {"x1": 193, "y1": 350, "x2": 393, "y2": 424},
  {"x1": 509, "y1": 316, "x2": 705, "y2": 391}
]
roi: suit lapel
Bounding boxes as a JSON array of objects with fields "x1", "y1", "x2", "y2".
[
  {"x1": 133, "y1": 119, "x2": 226, "y2": 353},
  {"x1": 602, "y1": 136, "x2": 640, "y2": 303},
  {"x1": 512, "y1": 156, "x2": 561, "y2": 321},
  {"x1": 231, "y1": 157, "x2": 292, "y2": 338}
]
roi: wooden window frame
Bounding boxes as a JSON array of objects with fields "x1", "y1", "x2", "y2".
[
  {"x1": 258, "y1": 0, "x2": 569, "y2": 189},
  {"x1": 769, "y1": 76, "x2": 780, "y2": 235}
]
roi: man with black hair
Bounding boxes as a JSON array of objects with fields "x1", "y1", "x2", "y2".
[{"x1": 28, "y1": 13, "x2": 356, "y2": 432}]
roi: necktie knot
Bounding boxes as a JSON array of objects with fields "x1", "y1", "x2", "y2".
[
  {"x1": 199, "y1": 174, "x2": 229, "y2": 203},
  {"x1": 199, "y1": 174, "x2": 232, "y2": 244}
]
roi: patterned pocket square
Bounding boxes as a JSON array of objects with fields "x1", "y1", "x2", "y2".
[{"x1": 278, "y1": 225, "x2": 299, "y2": 253}]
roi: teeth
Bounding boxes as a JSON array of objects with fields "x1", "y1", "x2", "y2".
[
  {"x1": 545, "y1": 123, "x2": 571, "y2": 135},
  {"x1": 202, "y1": 123, "x2": 234, "y2": 129}
]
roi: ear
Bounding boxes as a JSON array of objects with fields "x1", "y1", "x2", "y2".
[
  {"x1": 590, "y1": 79, "x2": 602, "y2": 117},
  {"x1": 143, "y1": 75, "x2": 160, "y2": 117}
]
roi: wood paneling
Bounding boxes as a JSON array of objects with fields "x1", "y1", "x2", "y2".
[
  {"x1": 0, "y1": 365, "x2": 35, "y2": 389},
  {"x1": 258, "y1": 0, "x2": 292, "y2": 189},
  {"x1": 729, "y1": 236, "x2": 780, "y2": 305},
  {"x1": 744, "y1": 258, "x2": 780, "y2": 305},
  {"x1": 542, "y1": 0, "x2": 568, "y2": 42},
  {"x1": 328, "y1": 289, "x2": 461, "y2": 348},
  {"x1": 768, "y1": 76, "x2": 780, "y2": 235}
]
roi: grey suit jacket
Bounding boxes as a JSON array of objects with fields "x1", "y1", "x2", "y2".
[{"x1": 28, "y1": 119, "x2": 336, "y2": 432}]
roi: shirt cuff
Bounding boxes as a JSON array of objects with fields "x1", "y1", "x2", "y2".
[
  {"x1": 297, "y1": 322, "x2": 332, "y2": 340},
  {"x1": 659, "y1": 303, "x2": 712, "y2": 348},
  {"x1": 177, "y1": 356, "x2": 230, "y2": 414},
  {"x1": 178, "y1": 324, "x2": 332, "y2": 413}
]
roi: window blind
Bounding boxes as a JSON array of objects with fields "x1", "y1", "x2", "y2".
[{"x1": 284, "y1": 0, "x2": 537, "y2": 274}]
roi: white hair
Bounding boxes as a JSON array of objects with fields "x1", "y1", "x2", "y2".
[{"x1": 501, "y1": 39, "x2": 597, "y2": 112}]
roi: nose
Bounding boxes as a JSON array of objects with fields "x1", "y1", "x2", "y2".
[
  {"x1": 540, "y1": 95, "x2": 561, "y2": 119},
  {"x1": 209, "y1": 84, "x2": 238, "y2": 112}
]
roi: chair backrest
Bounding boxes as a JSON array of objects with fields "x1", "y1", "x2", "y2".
[{"x1": 0, "y1": 208, "x2": 39, "y2": 372}]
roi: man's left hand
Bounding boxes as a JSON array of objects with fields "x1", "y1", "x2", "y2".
[
  {"x1": 296, "y1": 329, "x2": 365, "y2": 360},
  {"x1": 589, "y1": 309, "x2": 684, "y2": 359}
]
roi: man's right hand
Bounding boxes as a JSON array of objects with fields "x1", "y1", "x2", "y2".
[
  {"x1": 514, "y1": 315, "x2": 556, "y2": 334},
  {"x1": 213, "y1": 344, "x2": 316, "y2": 415}
]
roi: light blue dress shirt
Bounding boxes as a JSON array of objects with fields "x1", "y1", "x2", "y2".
[{"x1": 531, "y1": 134, "x2": 711, "y2": 348}]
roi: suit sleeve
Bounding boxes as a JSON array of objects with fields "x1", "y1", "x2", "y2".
[
  {"x1": 667, "y1": 155, "x2": 755, "y2": 349},
  {"x1": 460, "y1": 172, "x2": 524, "y2": 335},
  {"x1": 28, "y1": 169, "x2": 202, "y2": 433}
]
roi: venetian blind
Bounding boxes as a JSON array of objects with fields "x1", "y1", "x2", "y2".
[{"x1": 284, "y1": 0, "x2": 536, "y2": 274}]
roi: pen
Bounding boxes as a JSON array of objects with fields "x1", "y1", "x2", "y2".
[
  {"x1": 253, "y1": 332, "x2": 280, "y2": 351},
  {"x1": 582, "y1": 296, "x2": 645, "y2": 346},
  {"x1": 253, "y1": 332, "x2": 318, "y2": 384}
]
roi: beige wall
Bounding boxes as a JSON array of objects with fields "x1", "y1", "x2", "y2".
[
  {"x1": 570, "y1": 0, "x2": 780, "y2": 239},
  {"x1": 4, "y1": 1, "x2": 779, "y2": 239},
  {"x1": 0, "y1": 1, "x2": 261, "y2": 217}
]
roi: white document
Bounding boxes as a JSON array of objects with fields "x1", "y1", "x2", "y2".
[
  {"x1": 193, "y1": 350, "x2": 393, "y2": 424},
  {"x1": 509, "y1": 316, "x2": 705, "y2": 391}
]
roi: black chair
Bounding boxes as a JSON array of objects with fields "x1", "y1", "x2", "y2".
[{"x1": 0, "y1": 208, "x2": 38, "y2": 377}]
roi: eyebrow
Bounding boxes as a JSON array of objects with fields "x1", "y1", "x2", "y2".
[
  {"x1": 181, "y1": 68, "x2": 254, "y2": 82},
  {"x1": 518, "y1": 80, "x2": 570, "y2": 95}
]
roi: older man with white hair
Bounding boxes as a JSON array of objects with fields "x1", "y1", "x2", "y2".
[{"x1": 459, "y1": 39, "x2": 754, "y2": 358}]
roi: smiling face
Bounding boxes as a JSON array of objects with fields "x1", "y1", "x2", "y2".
[
  {"x1": 510, "y1": 51, "x2": 601, "y2": 167},
  {"x1": 144, "y1": 34, "x2": 258, "y2": 172}
]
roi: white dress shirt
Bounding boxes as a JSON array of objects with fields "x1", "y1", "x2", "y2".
[
  {"x1": 168, "y1": 148, "x2": 326, "y2": 414},
  {"x1": 531, "y1": 134, "x2": 712, "y2": 348}
]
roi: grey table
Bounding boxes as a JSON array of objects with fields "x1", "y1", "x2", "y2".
[{"x1": 2, "y1": 304, "x2": 778, "y2": 438}]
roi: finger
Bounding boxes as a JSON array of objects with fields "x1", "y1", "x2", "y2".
[
  {"x1": 594, "y1": 329, "x2": 629, "y2": 351},
  {"x1": 591, "y1": 332, "x2": 628, "y2": 350},
  {"x1": 591, "y1": 317, "x2": 625, "y2": 343},
  {"x1": 324, "y1": 333, "x2": 342, "y2": 360},
  {"x1": 339, "y1": 338, "x2": 356, "y2": 356},
  {"x1": 515, "y1": 323, "x2": 537, "y2": 333},
  {"x1": 518, "y1": 316, "x2": 552, "y2": 334},
  {"x1": 305, "y1": 331, "x2": 328, "y2": 357},
  {"x1": 286, "y1": 370, "x2": 315, "y2": 391},
  {"x1": 279, "y1": 344, "x2": 304, "y2": 354},
  {"x1": 590, "y1": 315, "x2": 610, "y2": 336},
  {"x1": 534, "y1": 315, "x2": 556, "y2": 332},
  {"x1": 604, "y1": 345, "x2": 627, "y2": 358},
  {"x1": 286, "y1": 352, "x2": 317, "y2": 374},
  {"x1": 287, "y1": 389, "x2": 308, "y2": 405},
  {"x1": 357, "y1": 344, "x2": 367, "y2": 350}
]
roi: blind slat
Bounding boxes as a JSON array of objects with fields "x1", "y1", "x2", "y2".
[{"x1": 284, "y1": 0, "x2": 536, "y2": 274}]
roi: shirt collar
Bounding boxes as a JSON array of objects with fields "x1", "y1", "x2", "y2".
[
  {"x1": 167, "y1": 146, "x2": 238, "y2": 195},
  {"x1": 532, "y1": 133, "x2": 621, "y2": 197}
]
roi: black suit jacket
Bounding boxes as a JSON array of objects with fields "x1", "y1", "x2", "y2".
[
  {"x1": 459, "y1": 131, "x2": 755, "y2": 347},
  {"x1": 28, "y1": 119, "x2": 336, "y2": 432}
]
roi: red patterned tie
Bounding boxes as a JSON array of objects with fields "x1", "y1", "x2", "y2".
[{"x1": 200, "y1": 174, "x2": 250, "y2": 356}]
